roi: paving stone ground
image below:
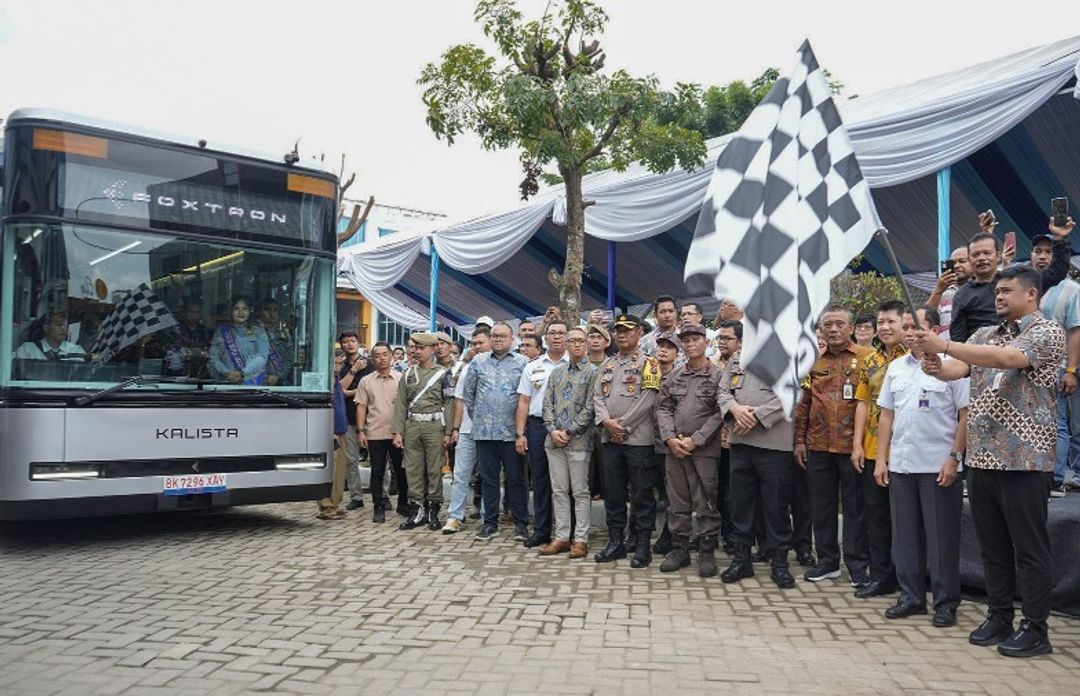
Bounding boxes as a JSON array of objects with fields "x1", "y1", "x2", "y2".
[{"x1": 0, "y1": 500, "x2": 1077, "y2": 695}]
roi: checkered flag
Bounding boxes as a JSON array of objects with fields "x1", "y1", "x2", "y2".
[
  {"x1": 685, "y1": 40, "x2": 879, "y2": 416},
  {"x1": 89, "y1": 284, "x2": 178, "y2": 363}
]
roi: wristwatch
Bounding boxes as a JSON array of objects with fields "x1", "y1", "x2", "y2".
[
  {"x1": 1066, "y1": 367, "x2": 1077, "y2": 375},
  {"x1": 948, "y1": 451, "x2": 964, "y2": 465},
  {"x1": 516, "y1": 432, "x2": 526, "y2": 438}
]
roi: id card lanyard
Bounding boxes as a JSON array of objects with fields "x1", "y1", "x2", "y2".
[{"x1": 842, "y1": 357, "x2": 857, "y2": 400}]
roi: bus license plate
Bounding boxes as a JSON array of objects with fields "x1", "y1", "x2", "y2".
[{"x1": 162, "y1": 473, "x2": 227, "y2": 496}]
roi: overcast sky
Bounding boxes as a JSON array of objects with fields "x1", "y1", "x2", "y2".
[{"x1": 1, "y1": 1, "x2": 1073, "y2": 219}]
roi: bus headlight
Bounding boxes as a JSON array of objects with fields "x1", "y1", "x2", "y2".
[
  {"x1": 274, "y1": 455, "x2": 325, "y2": 470},
  {"x1": 31, "y1": 463, "x2": 103, "y2": 480}
]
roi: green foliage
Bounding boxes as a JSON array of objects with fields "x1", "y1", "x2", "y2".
[
  {"x1": 829, "y1": 269, "x2": 907, "y2": 319},
  {"x1": 418, "y1": 0, "x2": 708, "y2": 195}
]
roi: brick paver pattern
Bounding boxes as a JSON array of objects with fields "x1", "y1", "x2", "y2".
[{"x1": 1, "y1": 502, "x2": 1077, "y2": 695}]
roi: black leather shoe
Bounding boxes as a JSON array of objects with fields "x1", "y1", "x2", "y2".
[
  {"x1": 629, "y1": 539, "x2": 653, "y2": 568},
  {"x1": 372, "y1": 505, "x2": 386, "y2": 524},
  {"x1": 523, "y1": 533, "x2": 550, "y2": 548},
  {"x1": 969, "y1": 615, "x2": 1014, "y2": 646},
  {"x1": 771, "y1": 564, "x2": 796, "y2": 589},
  {"x1": 345, "y1": 498, "x2": 364, "y2": 510},
  {"x1": 795, "y1": 548, "x2": 816, "y2": 567},
  {"x1": 855, "y1": 580, "x2": 898, "y2": 599},
  {"x1": 396, "y1": 501, "x2": 411, "y2": 518},
  {"x1": 884, "y1": 599, "x2": 927, "y2": 619},
  {"x1": 997, "y1": 620, "x2": 1053, "y2": 658},
  {"x1": 426, "y1": 503, "x2": 442, "y2": 531},
  {"x1": 721, "y1": 546, "x2": 754, "y2": 584},
  {"x1": 594, "y1": 532, "x2": 627, "y2": 563},
  {"x1": 398, "y1": 503, "x2": 426, "y2": 530},
  {"x1": 932, "y1": 607, "x2": 957, "y2": 628}
]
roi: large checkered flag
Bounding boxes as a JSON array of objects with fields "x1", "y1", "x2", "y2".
[
  {"x1": 89, "y1": 284, "x2": 178, "y2": 363},
  {"x1": 685, "y1": 40, "x2": 878, "y2": 416}
]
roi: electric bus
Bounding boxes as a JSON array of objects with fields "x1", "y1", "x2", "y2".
[{"x1": 0, "y1": 109, "x2": 337, "y2": 519}]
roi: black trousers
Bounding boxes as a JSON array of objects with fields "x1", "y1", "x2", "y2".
[
  {"x1": 368, "y1": 439, "x2": 406, "y2": 509},
  {"x1": 861, "y1": 459, "x2": 895, "y2": 585},
  {"x1": 729, "y1": 444, "x2": 794, "y2": 554},
  {"x1": 807, "y1": 451, "x2": 868, "y2": 572},
  {"x1": 791, "y1": 460, "x2": 813, "y2": 552},
  {"x1": 967, "y1": 468, "x2": 1052, "y2": 627},
  {"x1": 602, "y1": 444, "x2": 656, "y2": 537},
  {"x1": 526, "y1": 417, "x2": 553, "y2": 537},
  {"x1": 477, "y1": 440, "x2": 528, "y2": 528}
]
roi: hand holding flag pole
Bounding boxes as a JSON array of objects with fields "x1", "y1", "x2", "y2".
[{"x1": 874, "y1": 228, "x2": 922, "y2": 331}]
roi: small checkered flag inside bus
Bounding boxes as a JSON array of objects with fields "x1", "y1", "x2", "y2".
[
  {"x1": 89, "y1": 284, "x2": 178, "y2": 363},
  {"x1": 684, "y1": 40, "x2": 879, "y2": 417}
]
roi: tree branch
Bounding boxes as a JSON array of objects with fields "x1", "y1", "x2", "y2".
[
  {"x1": 579, "y1": 111, "x2": 624, "y2": 165},
  {"x1": 337, "y1": 195, "x2": 375, "y2": 247}
]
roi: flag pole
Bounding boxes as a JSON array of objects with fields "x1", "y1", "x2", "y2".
[{"x1": 874, "y1": 227, "x2": 923, "y2": 331}]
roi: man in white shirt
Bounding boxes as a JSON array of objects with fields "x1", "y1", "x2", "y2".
[
  {"x1": 515, "y1": 320, "x2": 569, "y2": 547},
  {"x1": 15, "y1": 313, "x2": 87, "y2": 361},
  {"x1": 876, "y1": 306, "x2": 969, "y2": 628}
]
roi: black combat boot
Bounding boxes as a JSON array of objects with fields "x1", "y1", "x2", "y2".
[
  {"x1": 373, "y1": 501, "x2": 386, "y2": 524},
  {"x1": 653, "y1": 523, "x2": 673, "y2": 555},
  {"x1": 427, "y1": 502, "x2": 442, "y2": 531},
  {"x1": 659, "y1": 535, "x2": 691, "y2": 572},
  {"x1": 720, "y1": 544, "x2": 755, "y2": 584},
  {"x1": 398, "y1": 502, "x2": 427, "y2": 530},
  {"x1": 770, "y1": 549, "x2": 796, "y2": 588},
  {"x1": 594, "y1": 528, "x2": 627, "y2": 563},
  {"x1": 629, "y1": 536, "x2": 653, "y2": 568},
  {"x1": 698, "y1": 535, "x2": 718, "y2": 578}
]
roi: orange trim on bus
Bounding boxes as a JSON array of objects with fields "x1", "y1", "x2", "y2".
[
  {"x1": 287, "y1": 173, "x2": 336, "y2": 200},
  {"x1": 32, "y1": 129, "x2": 109, "y2": 158}
]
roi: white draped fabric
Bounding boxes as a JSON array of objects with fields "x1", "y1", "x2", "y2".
[{"x1": 337, "y1": 36, "x2": 1080, "y2": 328}]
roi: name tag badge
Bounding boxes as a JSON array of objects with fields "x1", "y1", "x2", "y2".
[
  {"x1": 842, "y1": 382, "x2": 854, "y2": 400},
  {"x1": 918, "y1": 390, "x2": 931, "y2": 411},
  {"x1": 992, "y1": 371, "x2": 1004, "y2": 392}
]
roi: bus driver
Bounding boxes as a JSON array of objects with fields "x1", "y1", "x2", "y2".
[{"x1": 14, "y1": 312, "x2": 88, "y2": 361}]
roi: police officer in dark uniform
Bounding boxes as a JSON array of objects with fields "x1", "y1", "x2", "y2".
[
  {"x1": 717, "y1": 348, "x2": 798, "y2": 588},
  {"x1": 655, "y1": 324, "x2": 726, "y2": 577},
  {"x1": 593, "y1": 314, "x2": 662, "y2": 567}
]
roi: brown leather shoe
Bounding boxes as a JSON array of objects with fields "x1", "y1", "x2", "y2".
[
  {"x1": 539, "y1": 539, "x2": 572, "y2": 555},
  {"x1": 569, "y1": 541, "x2": 588, "y2": 559}
]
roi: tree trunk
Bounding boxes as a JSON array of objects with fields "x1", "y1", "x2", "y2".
[{"x1": 556, "y1": 165, "x2": 585, "y2": 326}]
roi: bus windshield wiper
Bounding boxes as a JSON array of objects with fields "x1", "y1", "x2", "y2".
[
  {"x1": 72, "y1": 375, "x2": 219, "y2": 406},
  {"x1": 228, "y1": 388, "x2": 308, "y2": 407}
]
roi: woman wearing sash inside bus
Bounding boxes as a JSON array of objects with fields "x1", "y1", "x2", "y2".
[{"x1": 210, "y1": 296, "x2": 271, "y2": 384}]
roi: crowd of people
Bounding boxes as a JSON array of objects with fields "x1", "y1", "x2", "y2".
[{"x1": 322, "y1": 213, "x2": 1076, "y2": 661}]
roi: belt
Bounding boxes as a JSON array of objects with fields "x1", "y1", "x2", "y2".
[
  {"x1": 528, "y1": 415, "x2": 544, "y2": 421},
  {"x1": 407, "y1": 412, "x2": 444, "y2": 423}
]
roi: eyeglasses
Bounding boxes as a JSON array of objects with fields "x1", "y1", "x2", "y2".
[{"x1": 566, "y1": 337, "x2": 586, "y2": 344}]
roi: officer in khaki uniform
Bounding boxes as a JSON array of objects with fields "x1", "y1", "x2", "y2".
[
  {"x1": 593, "y1": 314, "x2": 662, "y2": 568},
  {"x1": 655, "y1": 324, "x2": 726, "y2": 578},
  {"x1": 392, "y1": 332, "x2": 454, "y2": 531}
]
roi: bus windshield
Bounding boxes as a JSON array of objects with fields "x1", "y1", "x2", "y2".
[{"x1": 2, "y1": 222, "x2": 333, "y2": 391}]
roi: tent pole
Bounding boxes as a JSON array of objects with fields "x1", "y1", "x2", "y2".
[
  {"x1": 937, "y1": 167, "x2": 952, "y2": 265},
  {"x1": 429, "y1": 244, "x2": 440, "y2": 332},
  {"x1": 606, "y1": 241, "x2": 616, "y2": 310}
]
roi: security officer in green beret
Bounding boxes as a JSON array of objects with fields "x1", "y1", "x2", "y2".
[{"x1": 392, "y1": 332, "x2": 454, "y2": 530}]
